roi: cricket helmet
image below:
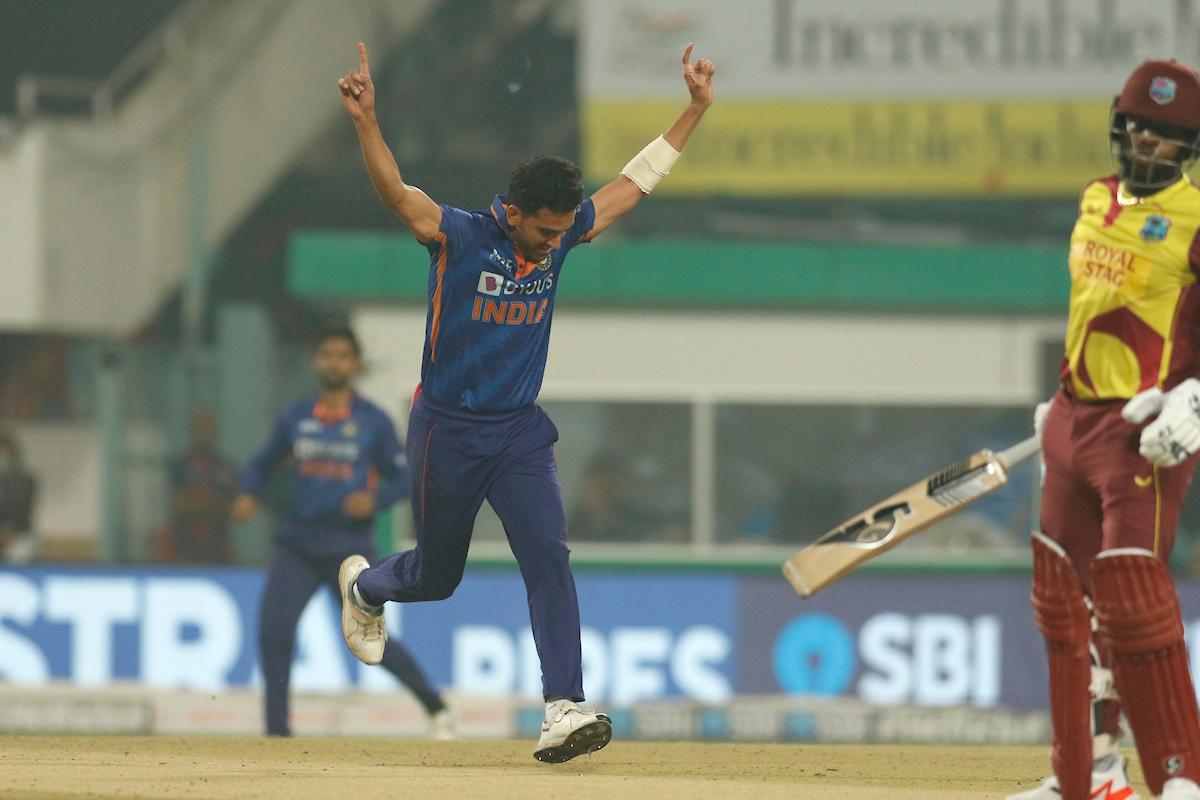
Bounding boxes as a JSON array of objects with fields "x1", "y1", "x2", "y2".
[{"x1": 1110, "y1": 59, "x2": 1200, "y2": 192}]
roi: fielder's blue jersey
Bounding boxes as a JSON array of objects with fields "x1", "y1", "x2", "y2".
[
  {"x1": 419, "y1": 194, "x2": 596, "y2": 413},
  {"x1": 237, "y1": 394, "x2": 408, "y2": 541}
]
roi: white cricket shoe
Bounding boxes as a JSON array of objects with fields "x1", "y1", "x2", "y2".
[
  {"x1": 533, "y1": 700, "x2": 612, "y2": 764},
  {"x1": 431, "y1": 709, "x2": 455, "y2": 741},
  {"x1": 1163, "y1": 778, "x2": 1200, "y2": 799},
  {"x1": 1005, "y1": 755, "x2": 1140, "y2": 800},
  {"x1": 338, "y1": 555, "x2": 385, "y2": 665}
]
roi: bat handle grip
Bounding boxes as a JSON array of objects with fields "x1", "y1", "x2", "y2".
[{"x1": 998, "y1": 434, "x2": 1042, "y2": 469}]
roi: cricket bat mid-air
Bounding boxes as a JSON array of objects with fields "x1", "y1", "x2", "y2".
[{"x1": 782, "y1": 435, "x2": 1042, "y2": 598}]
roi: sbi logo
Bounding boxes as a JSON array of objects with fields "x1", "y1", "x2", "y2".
[{"x1": 773, "y1": 612, "x2": 1001, "y2": 707}]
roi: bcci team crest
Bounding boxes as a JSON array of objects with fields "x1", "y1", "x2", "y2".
[
  {"x1": 1141, "y1": 215, "x2": 1171, "y2": 242},
  {"x1": 342, "y1": 421, "x2": 357, "y2": 438},
  {"x1": 1150, "y1": 76, "x2": 1178, "y2": 105},
  {"x1": 536, "y1": 255, "x2": 552, "y2": 272}
]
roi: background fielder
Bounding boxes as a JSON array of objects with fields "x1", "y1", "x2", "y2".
[{"x1": 232, "y1": 327, "x2": 449, "y2": 739}]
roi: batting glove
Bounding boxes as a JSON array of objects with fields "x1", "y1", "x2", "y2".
[
  {"x1": 1132, "y1": 378, "x2": 1200, "y2": 467},
  {"x1": 1120, "y1": 386, "x2": 1165, "y2": 424}
]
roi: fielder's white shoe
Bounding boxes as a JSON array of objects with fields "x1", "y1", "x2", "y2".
[
  {"x1": 1163, "y1": 778, "x2": 1200, "y2": 799},
  {"x1": 1005, "y1": 754, "x2": 1140, "y2": 800},
  {"x1": 533, "y1": 700, "x2": 612, "y2": 764},
  {"x1": 338, "y1": 555, "x2": 385, "y2": 665},
  {"x1": 431, "y1": 709, "x2": 455, "y2": 741}
]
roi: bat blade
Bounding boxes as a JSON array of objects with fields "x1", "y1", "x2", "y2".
[{"x1": 782, "y1": 435, "x2": 1040, "y2": 598}]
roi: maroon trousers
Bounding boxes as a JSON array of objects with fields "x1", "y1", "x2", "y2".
[
  {"x1": 1040, "y1": 388, "x2": 1198, "y2": 591},
  {"x1": 1038, "y1": 388, "x2": 1200, "y2": 795}
]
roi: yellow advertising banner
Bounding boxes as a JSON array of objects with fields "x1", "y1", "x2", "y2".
[{"x1": 584, "y1": 100, "x2": 1118, "y2": 196}]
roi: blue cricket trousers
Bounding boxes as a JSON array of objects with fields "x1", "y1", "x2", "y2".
[
  {"x1": 356, "y1": 393, "x2": 584, "y2": 702},
  {"x1": 259, "y1": 541, "x2": 445, "y2": 735}
]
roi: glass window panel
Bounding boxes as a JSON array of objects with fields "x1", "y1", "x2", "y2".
[
  {"x1": 467, "y1": 400, "x2": 693, "y2": 545},
  {"x1": 715, "y1": 403, "x2": 1036, "y2": 553}
]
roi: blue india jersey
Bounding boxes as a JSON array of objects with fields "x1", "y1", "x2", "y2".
[
  {"x1": 237, "y1": 394, "x2": 408, "y2": 539},
  {"x1": 419, "y1": 194, "x2": 596, "y2": 413}
]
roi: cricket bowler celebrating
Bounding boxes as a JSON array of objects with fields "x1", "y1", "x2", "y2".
[
  {"x1": 332, "y1": 41, "x2": 715, "y2": 763},
  {"x1": 1011, "y1": 61, "x2": 1200, "y2": 800}
]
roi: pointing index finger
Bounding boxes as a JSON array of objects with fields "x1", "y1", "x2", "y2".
[
  {"x1": 682, "y1": 42, "x2": 693, "y2": 65},
  {"x1": 358, "y1": 41, "x2": 370, "y2": 76}
]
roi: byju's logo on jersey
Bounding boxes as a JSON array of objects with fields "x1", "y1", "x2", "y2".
[
  {"x1": 478, "y1": 271, "x2": 505, "y2": 296},
  {"x1": 1141, "y1": 215, "x2": 1171, "y2": 242},
  {"x1": 478, "y1": 271, "x2": 555, "y2": 297},
  {"x1": 1150, "y1": 76, "x2": 1178, "y2": 105}
]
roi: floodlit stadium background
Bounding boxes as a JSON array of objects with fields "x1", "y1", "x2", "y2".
[{"x1": 3, "y1": 0, "x2": 1200, "y2": 744}]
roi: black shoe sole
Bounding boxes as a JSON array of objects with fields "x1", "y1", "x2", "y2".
[{"x1": 533, "y1": 715, "x2": 613, "y2": 764}]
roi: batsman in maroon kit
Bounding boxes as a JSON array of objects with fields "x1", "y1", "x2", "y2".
[{"x1": 1011, "y1": 61, "x2": 1200, "y2": 800}]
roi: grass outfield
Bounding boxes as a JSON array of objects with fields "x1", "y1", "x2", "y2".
[{"x1": 0, "y1": 737, "x2": 1146, "y2": 799}]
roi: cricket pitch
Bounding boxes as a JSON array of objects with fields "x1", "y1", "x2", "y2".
[{"x1": 0, "y1": 736, "x2": 1150, "y2": 799}]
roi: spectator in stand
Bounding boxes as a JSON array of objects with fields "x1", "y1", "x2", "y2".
[
  {"x1": 0, "y1": 428, "x2": 38, "y2": 563},
  {"x1": 164, "y1": 408, "x2": 237, "y2": 564}
]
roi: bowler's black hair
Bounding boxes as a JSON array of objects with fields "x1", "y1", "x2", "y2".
[{"x1": 508, "y1": 155, "x2": 583, "y2": 214}]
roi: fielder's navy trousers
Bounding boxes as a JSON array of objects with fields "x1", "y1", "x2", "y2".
[{"x1": 260, "y1": 542, "x2": 445, "y2": 735}]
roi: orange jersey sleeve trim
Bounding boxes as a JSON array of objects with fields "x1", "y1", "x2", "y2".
[{"x1": 429, "y1": 231, "x2": 449, "y2": 363}]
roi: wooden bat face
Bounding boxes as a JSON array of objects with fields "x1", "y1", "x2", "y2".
[{"x1": 783, "y1": 449, "x2": 1010, "y2": 598}]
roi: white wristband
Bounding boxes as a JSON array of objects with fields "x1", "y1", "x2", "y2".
[{"x1": 620, "y1": 135, "x2": 681, "y2": 194}]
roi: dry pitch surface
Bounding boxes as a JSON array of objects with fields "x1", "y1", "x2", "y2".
[{"x1": 0, "y1": 736, "x2": 1148, "y2": 799}]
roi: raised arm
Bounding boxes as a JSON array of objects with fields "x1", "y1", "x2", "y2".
[
  {"x1": 339, "y1": 42, "x2": 442, "y2": 244},
  {"x1": 590, "y1": 43, "x2": 716, "y2": 238}
]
